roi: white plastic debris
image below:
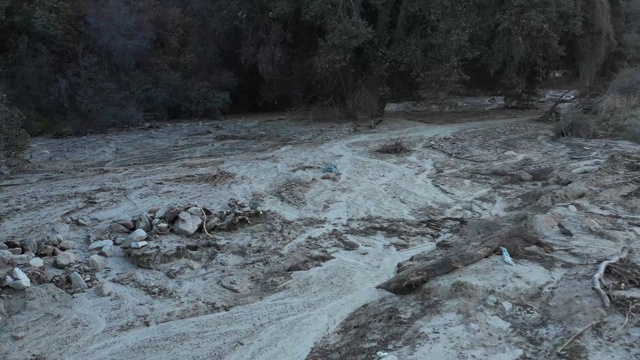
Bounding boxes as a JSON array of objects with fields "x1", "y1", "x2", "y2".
[{"x1": 500, "y1": 246, "x2": 516, "y2": 266}]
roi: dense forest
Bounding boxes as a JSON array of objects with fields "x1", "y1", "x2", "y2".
[{"x1": 1, "y1": 0, "x2": 639, "y2": 142}]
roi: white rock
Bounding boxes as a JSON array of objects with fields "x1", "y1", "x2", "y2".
[
  {"x1": 8, "y1": 279, "x2": 30, "y2": 290},
  {"x1": 29, "y1": 258, "x2": 44, "y2": 267},
  {"x1": 1, "y1": 275, "x2": 13, "y2": 287},
  {"x1": 128, "y1": 229, "x2": 147, "y2": 242},
  {"x1": 173, "y1": 213, "x2": 202, "y2": 235},
  {"x1": 501, "y1": 301, "x2": 513, "y2": 314},
  {"x1": 135, "y1": 214, "x2": 151, "y2": 232},
  {"x1": 568, "y1": 205, "x2": 578, "y2": 212},
  {"x1": 95, "y1": 282, "x2": 113, "y2": 297},
  {"x1": 516, "y1": 171, "x2": 533, "y2": 181},
  {"x1": 100, "y1": 245, "x2": 116, "y2": 257},
  {"x1": 571, "y1": 166, "x2": 599, "y2": 174},
  {"x1": 130, "y1": 241, "x2": 148, "y2": 249},
  {"x1": 69, "y1": 271, "x2": 88, "y2": 290},
  {"x1": 9, "y1": 268, "x2": 30, "y2": 289},
  {"x1": 154, "y1": 207, "x2": 167, "y2": 220},
  {"x1": 89, "y1": 240, "x2": 113, "y2": 250},
  {"x1": 0, "y1": 250, "x2": 11, "y2": 264},
  {"x1": 504, "y1": 151, "x2": 517, "y2": 157},
  {"x1": 55, "y1": 251, "x2": 77, "y2": 268},
  {"x1": 123, "y1": 229, "x2": 147, "y2": 248},
  {"x1": 88, "y1": 255, "x2": 108, "y2": 271}
]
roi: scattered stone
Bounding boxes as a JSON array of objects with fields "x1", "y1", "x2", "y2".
[
  {"x1": 75, "y1": 217, "x2": 90, "y2": 226},
  {"x1": 173, "y1": 212, "x2": 202, "y2": 236},
  {"x1": 100, "y1": 245, "x2": 116, "y2": 258},
  {"x1": 37, "y1": 244, "x2": 55, "y2": 256},
  {"x1": 322, "y1": 163, "x2": 338, "y2": 173},
  {"x1": 571, "y1": 166, "x2": 599, "y2": 174},
  {"x1": 29, "y1": 258, "x2": 44, "y2": 267},
  {"x1": 156, "y1": 222, "x2": 170, "y2": 234},
  {"x1": 568, "y1": 205, "x2": 577, "y2": 212},
  {"x1": 8, "y1": 268, "x2": 30, "y2": 289},
  {"x1": 88, "y1": 255, "x2": 108, "y2": 271},
  {"x1": 1, "y1": 275, "x2": 13, "y2": 287},
  {"x1": 11, "y1": 332, "x2": 26, "y2": 341},
  {"x1": 69, "y1": 271, "x2": 88, "y2": 290},
  {"x1": 501, "y1": 301, "x2": 514, "y2": 315},
  {"x1": 136, "y1": 215, "x2": 152, "y2": 232},
  {"x1": 109, "y1": 223, "x2": 131, "y2": 234},
  {"x1": 55, "y1": 251, "x2": 77, "y2": 268},
  {"x1": 0, "y1": 250, "x2": 11, "y2": 264},
  {"x1": 53, "y1": 222, "x2": 70, "y2": 234},
  {"x1": 7, "y1": 248, "x2": 22, "y2": 255},
  {"x1": 89, "y1": 240, "x2": 113, "y2": 250},
  {"x1": 20, "y1": 238, "x2": 38, "y2": 254},
  {"x1": 504, "y1": 151, "x2": 517, "y2": 157},
  {"x1": 0, "y1": 242, "x2": 7, "y2": 250},
  {"x1": 123, "y1": 229, "x2": 147, "y2": 248},
  {"x1": 154, "y1": 208, "x2": 167, "y2": 220},
  {"x1": 46, "y1": 234, "x2": 63, "y2": 245},
  {"x1": 187, "y1": 207, "x2": 206, "y2": 220},
  {"x1": 516, "y1": 171, "x2": 533, "y2": 182},
  {"x1": 130, "y1": 241, "x2": 148, "y2": 249},
  {"x1": 486, "y1": 295, "x2": 498, "y2": 306},
  {"x1": 58, "y1": 240, "x2": 76, "y2": 251},
  {"x1": 9, "y1": 254, "x2": 34, "y2": 265},
  {"x1": 117, "y1": 219, "x2": 136, "y2": 231},
  {"x1": 114, "y1": 237, "x2": 125, "y2": 246},
  {"x1": 95, "y1": 282, "x2": 113, "y2": 297}
]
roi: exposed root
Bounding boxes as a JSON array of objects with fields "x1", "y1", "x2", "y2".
[{"x1": 592, "y1": 247, "x2": 632, "y2": 307}]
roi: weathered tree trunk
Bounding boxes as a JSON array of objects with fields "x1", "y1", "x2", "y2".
[{"x1": 377, "y1": 225, "x2": 554, "y2": 294}]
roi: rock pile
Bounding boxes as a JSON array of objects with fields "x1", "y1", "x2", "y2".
[{"x1": 1, "y1": 198, "x2": 265, "y2": 294}]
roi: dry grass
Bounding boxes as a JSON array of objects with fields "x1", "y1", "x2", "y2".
[
  {"x1": 376, "y1": 136, "x2": 412, "y2": 154},
  {"x1": 596, "y1": 67, "x2": 640, "y2": 141}
]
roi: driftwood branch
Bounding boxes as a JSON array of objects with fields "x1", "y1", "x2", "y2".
[
  {"x1": 557, "y1": 320, "x2": 604, "y2": 355},
  {"x1": 592, "y1": 247, "x2": 632, "y2": 307},
  {"x1": 537, "y1": 88, "x2": 575, "y2": 122},
  {"x1": 377, "y1": 225, "x2": 554, "y2": 294}
]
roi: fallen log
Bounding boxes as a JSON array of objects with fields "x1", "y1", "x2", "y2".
[{"x1": 377, "y1": 225, "x2": 553, "y2": 294}]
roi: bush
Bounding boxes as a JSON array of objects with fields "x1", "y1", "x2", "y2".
[
  {"x1": 0, "y1": 95, "x2": 30, "y2": 158},
  {"x1": 595, "y1": 67, "x2": 640, "y2": 140},
  {"x1": 556, "y1": 105, "x2": 598, "y2": 139}
]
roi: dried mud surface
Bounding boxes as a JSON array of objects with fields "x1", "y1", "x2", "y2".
[{"x1": 2, "y1": 110, "x2": 640, "y2": 360}]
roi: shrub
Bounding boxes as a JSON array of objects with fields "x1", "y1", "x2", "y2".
[
  {"x1": 595, "y1": 67, "x2": 640, "y2": 140},
  {"x1": 376, "y1": 136, "x2": 412, "y2": 154},
  {"x1": 0, "y1": 94, "x2": 30, "y2": 158},
  {"x1": 556, "y1": 105, "x2": 598, "y2": 139}
]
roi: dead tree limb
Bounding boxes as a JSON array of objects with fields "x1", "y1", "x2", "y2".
[
  {"x1": 557, "y1": 320, "x2": 604, "y2": 355},
  {"x1": 592, "y1": 247, "x2": 632, "y2": 307},
  {"x1": 377, "y1": 225, "x2": 553, "y2": 294},
  {"x1": 537, "y1": 89, "x2": 575, "y2": 122}
]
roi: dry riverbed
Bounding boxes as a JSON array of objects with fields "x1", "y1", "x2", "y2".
[{"x1": 1, "y1": 109, "x2": 640, "y2": 360}]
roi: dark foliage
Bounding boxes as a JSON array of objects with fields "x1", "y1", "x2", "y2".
[{"x1": 0, "y1": 0, "x2": 637, "y2": 134}]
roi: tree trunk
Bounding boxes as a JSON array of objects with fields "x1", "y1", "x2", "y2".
[{"x1": 376, "y1": 225, "x2": 554, "y2": 294}]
